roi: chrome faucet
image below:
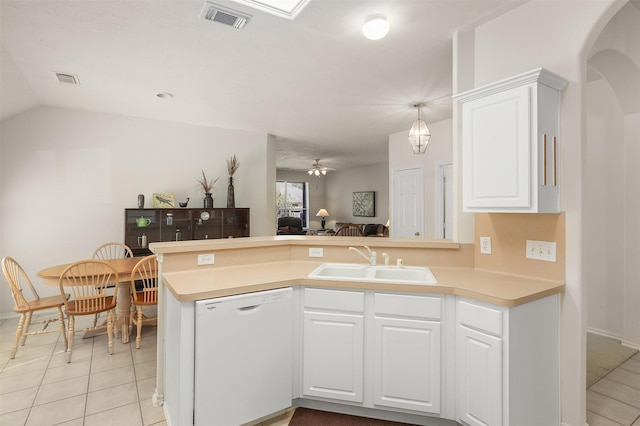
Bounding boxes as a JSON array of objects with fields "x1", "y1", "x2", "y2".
[{"x1": 349, "y1": 246, "x2": 377, "y2": 266}]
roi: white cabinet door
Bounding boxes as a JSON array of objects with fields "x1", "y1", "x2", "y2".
[
  {"x1": 455, "y1": 68, "x2": 567, "y2": 213},
  {"x1": 373, "y1": 316, "x2": 441, "y2": 414},
  {"x1": 462, "y1": 85, "x2": 531, "y2": 210},
  {"x1": 456, "y1": 324, "x2": 502, "y2": 426},
  {"x1": 303, "y1": 310, "x2": 365, "y2": 403}
]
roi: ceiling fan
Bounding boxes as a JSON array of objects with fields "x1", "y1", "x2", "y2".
[{"x1": 308, "y1": 159, "x2": 332, "y2": 177}]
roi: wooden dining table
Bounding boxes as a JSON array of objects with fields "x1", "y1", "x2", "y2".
[{"x1": 37, "y1": 256, "x2": 152, "y2": 344}]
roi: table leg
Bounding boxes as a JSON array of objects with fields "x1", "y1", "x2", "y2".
[{"x1": 117, "y1": 283, "x2": 131, "y2": 343}]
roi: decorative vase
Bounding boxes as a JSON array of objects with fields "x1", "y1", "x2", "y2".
[
  {"x1": 227, "y1": 177, "x2": 235, "y2": 208},
  {"x1": 203, "y1": 193, "x2": 213, "y2": 208},
  {"x1": 137, "y1": 194, "x2": 145, "y2": 209}
]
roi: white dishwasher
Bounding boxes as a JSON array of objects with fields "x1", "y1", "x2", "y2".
[{"x1": 194, "y1": 287, "x2": 293, "y2": 426}]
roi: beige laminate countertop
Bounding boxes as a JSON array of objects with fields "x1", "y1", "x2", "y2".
[{"x1": 161, "y1": 261, "x2": 564, "y2": 308}]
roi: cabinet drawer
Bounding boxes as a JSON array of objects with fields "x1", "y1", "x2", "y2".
[
  {"x1": 457, "y1": 299, "x2": 503, "y2": 337},
  {"x1": 304, "y1": 288, "x2": 364, "y2": 312},
  {"x1": 374, "y1": 293, "x2": 441, "y2": 319}
]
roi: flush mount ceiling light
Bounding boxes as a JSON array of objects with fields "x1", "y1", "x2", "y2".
[
  {"x1": 308, "y1": 159, "x2": 329, "y2": 177},
  {"x1": 362, "y1": 14, "x2": 389, "y2": 40},
  {"x1": 408, "y1": 103, "x2": 431, "y2": 154}
]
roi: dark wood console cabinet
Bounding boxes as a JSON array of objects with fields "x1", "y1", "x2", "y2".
[{"x1": 125, "y1": 208, "x2": 250, "y2": 256}]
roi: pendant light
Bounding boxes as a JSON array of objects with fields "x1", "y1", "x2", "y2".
[{"x1": 408, "y1": 103, "x2": 431, "y2": 154}]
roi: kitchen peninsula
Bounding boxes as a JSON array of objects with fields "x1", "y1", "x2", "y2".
[{"x1": 150, "y1": 236, "x2": 564, "y2": 426}]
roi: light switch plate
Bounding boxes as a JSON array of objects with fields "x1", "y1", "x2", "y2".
[
  {"x1": 309, "y1": 248, "x2": 323, "y2": 258},
  {"x1": 526, "y1": 240, "x2": 557, "y2": 262},
  {"x1": 197, "y1": 253, "x2": 215, "y2": 265}
]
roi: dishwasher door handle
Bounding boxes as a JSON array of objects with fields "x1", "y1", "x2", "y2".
[{"x1": 238, "y1": 305, "x2": 260, "y2": 313}]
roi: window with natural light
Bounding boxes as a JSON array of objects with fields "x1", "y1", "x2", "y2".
[{"x1": 276, "y1": 181, "x2": 309, "y2": 228}]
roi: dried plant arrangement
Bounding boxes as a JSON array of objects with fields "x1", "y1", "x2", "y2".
[
  {"x1": 227, "y1": 154, "x2": 240, "y2": 177},
  {"x1": 196, "y1": 170, "x2": 218, "y2": 194}
]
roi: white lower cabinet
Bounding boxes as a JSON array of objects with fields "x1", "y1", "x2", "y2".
[
  {"x1": 456, "y1": 323, "x2": 503, "y2": 426},
  {"x1": 455, "y1": 296, "x2": 560, "y2": 426},
  {"x1": 373, "y1": 293, "x2": 442, "y2": 414},
  {"x1": 303, "y1": 310, "x2": 365, "y2": 402},
  {"x1": 165, "y1": 283, "x2": 559, "y2": 426},
  {"x1": 302, "y1": 288, "x2": 365, "y2": 403},
  {"x1": 301, "y1": 288, "x2": 443, "y2": 417}
]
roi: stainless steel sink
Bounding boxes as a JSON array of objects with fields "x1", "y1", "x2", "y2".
[{"x1": 308, "y1": 263, "x2": 437, "y2": 284}]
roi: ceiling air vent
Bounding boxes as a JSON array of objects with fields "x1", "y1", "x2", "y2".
[
  {"x1": 200, "y1": 2, "x2": 251, "y2": 29},
  {"x1": 55, "y1": 72, "x2": 80, "y2": 85}
]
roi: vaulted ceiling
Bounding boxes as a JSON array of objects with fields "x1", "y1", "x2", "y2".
[{"x1": 0, "y1": 0, "x2": 521, "y2": 171}]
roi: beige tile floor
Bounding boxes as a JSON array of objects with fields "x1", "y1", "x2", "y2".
[
  {"x1": 2, "y1": 311, "x2": 638, "y2": 426},
  {"x1": 587, "y1": 342, "x2": 640, "y2": 426},
  {"x1": 587, "y1": 349, "x2": 640, "y2": 426},
  {"x1": 0, "y1": 310, "x2": 165, "y2": 426}
]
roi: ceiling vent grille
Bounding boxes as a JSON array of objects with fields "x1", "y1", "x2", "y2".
[
  {"x1": 55, "y1": 73, "x2": 80, "y2": 85},
  {"x1": 200, "y1": 2, "x2": 251, "y2": 29}
]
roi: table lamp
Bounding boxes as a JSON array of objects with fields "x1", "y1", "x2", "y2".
[{"x1": 316, "y1": 209, "x2": 329, "y2": 229}]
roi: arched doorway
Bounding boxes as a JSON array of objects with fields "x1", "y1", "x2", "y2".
[{"x1": 584, "y1": 2, "x2": 640, "y2": 422}]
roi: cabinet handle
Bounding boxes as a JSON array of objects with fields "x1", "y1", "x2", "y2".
[
  {"x1": 543, "y1": 134, "x2": 548, "y2": 186},
  {"x1": 553, "y1": 136, "x2": 557, "y2": 187}
]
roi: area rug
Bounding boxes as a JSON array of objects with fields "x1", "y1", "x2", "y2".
[
  {"x1": 587, "y1": 332, "x2": 638, "y2": 388},
  {"x1": 288, "y1": 408, "x2": 417, "y2": 426}
]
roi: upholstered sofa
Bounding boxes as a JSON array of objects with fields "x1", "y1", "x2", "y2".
[{"x1": 327, "y1": 222, "x2": 389, "y2": 237}]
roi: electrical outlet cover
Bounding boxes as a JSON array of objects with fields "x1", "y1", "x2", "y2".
[
  {"x1": 309, "y1": 248, "x2": 323, "y2": 258},
  {"x1": 480, "y1": 237, "x2": 492, "y2": 255}
]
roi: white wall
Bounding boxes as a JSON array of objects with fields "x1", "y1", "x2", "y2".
[
  {"x1": 623, "y1": 111, "x2": 640, "y2": 347},
  {"x1": 467, "y1": 2, "x2": 623, "y2": 425},
  {"x1": 389, "y1": 118, "x2": 453, "y2": 239},
  {"x1": 323, "y1": 163, "x2": 389, "y2": 230},
  {"x1": 0, "y1": 106, "x2": 274, "y2": 315},
  {"x1": 585, "y1": 78, "x2": 625, "y2": 337}
]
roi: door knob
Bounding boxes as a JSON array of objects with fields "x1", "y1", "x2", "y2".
[{"x1": 414, "y1": 231, "x2": 420, "y2": 236}]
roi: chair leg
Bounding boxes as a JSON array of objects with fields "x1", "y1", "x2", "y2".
[
  {"x1": 107, "y1": 310, "x2": 114, "y2": 355},
  {"x1": 129, "y1": 309, "x2": 134, "y2": 337},
  {"x1": 11, "y1": 313, "x2": 26, "y2": 359},
  {"x1": 20, "y1": 312, "x2": 33, "y2": 346},
  {"x1": 66, "y1": 315, "x2": 75, "y2": 363},
  {"x1": 136, "y1": 306, "x2": 143, "y2": 349},
  {"x1": 58, "y1": 307, "x2": 68, "y2": 351}
]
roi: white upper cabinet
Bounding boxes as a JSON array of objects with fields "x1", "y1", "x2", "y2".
[{"x1": 454, "y1": 68, "x2": 567, "y2": 213}]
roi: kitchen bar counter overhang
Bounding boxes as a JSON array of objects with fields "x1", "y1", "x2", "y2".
[{"x1": 151, "y1": 236, "x2": 564, "y2": 308}]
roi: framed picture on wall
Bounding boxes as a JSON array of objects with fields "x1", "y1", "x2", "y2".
[
  {"x1": 152, "y1": 193, "x2": 175, "y2": 208},
  {"x1": 353, "y1": 191, "x2": 375, "y2": 217}
]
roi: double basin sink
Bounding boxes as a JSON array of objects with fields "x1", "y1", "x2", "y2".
[{"x1": 308, "y1": 263, "x2": 438, "y2": 285}]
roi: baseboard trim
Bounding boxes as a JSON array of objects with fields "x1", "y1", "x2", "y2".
[
  {"x1": 0, "y1": 312, "x2": 20, "y2": 321},
  {"x1": 588, "y1": 327, "x2": 640, "y2": 350},
  {"x1": 586, "y1": 327, "x2": 623, "y2": 340}
]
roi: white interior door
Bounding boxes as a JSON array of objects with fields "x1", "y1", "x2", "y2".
[{"x1": 392, "y1": 166, "x2": 424, "y2": 238}]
